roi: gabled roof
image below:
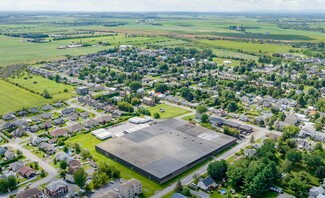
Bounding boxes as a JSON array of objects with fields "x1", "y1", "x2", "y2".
[
  {"x1": 45, "y1": 180, "x2": 68, "y2": 192},
  {"x1": 201, "y1": 176, "x2": 216, "y2": 187},
  {"x1": 17, "y1": 188, "x2": 42, "y2": 198}
]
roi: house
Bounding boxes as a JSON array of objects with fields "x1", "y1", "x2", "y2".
[
  {"x1": 29, "y1": 107, "x2": 39, "y2": 114},
  {"x1": 297, "y1": 139, "x2": 313, "y2": 151},
  {"x1": 284, "y1": 114, "x2": 299, "y2": 125},
  {"x1": 275, "y1": 121, "x2": 286, "y2": 131},
  {"x1": 53, "y1": 118, "x2": 65, "y2": 126},
  {"x1": 17, "y1": 110, "x2": 29, "y2": 117},
  {"x1": 142, "y1": 97, "x2": 155, "y2": 106},
  {"x1": 4, "y1": 150, "x2": 15, "y2": 161},
  {"x1": 53, "y1": 102, "x2": 64, "y2": 108},
  {"x1": 309, "y1": 186, "x2": 325, "y2": 198},
  {"x1": 41, "y1": 113, "x2": 53, "y2": 119},
  {"x1": 244, "y1": 148, "x2": 257, "y2": 157},
  {"x1": 42, "y1": 104, "x2": 54, "y2": 111},
  {"x1": 2, "y1": 113, "x2": 15, "y2": 120},
  {"x1": 12, "y1": 128, "x2": 25, "y2": 137},
  {"x1": 172, "y1": 193, "x2": 188, "y2": 198},
  {"x1": 65, "y1": 168, "x2": 77, "y2": 183},
  {"x1": 45, "y1": 180, "x2": 69, "y2": 197},
  {"x1": 40, "y1": 120, "x2": 52, "y2": 129},
  {"x1": 17, "y1": 187, "x2": 44, "y2": 198},
  {"x1": 197, "y1": 176, "x2": 217, "y2": 191},
  {"x1": 55, "y1": 152, "x2": 69, "y2": 162},
  {"x1": 38, "y1": 142, "x2": 56, "y2": 155},
  {"x1": 9, "y1": 161, "x2": 24, "y2": 171},
  {"x1": 83, "y1": 119, "x2": 99, "y2": 128},
  {"x1": 70, "y1": 113, "x2": 79, "y2": 121},
  {"x1": 111, "y1": 110, "x2": 122, "y2": 118},
  {"x1": 69, "y1": 159, "x2": 81, "y2": 169},
  {"x1": 61, "y1": 108, "x2": 76, "y2": 116},
  {"x1": 103, "y1": 105, "x2": 116, "y2": 113},
  {"x1": 119, "y1": 178, "x2": 142, "y2": 198},
  {"x1": 75, "y1": 86, "x2": 89, "y2": 95},
  {"x1": 30, "y1": 137, "x2": 47, "y2": 146},
  {"x1": 67, "y1": 124, "x2": 83, "y2": 134},
  {"x1": 239, "y1": 115, "x2": 248, "y2": 122},
  {"x1": 50, "y1": 129, "x2": 68, "y2": 137},
  {"x1": 96, "y1": 115, "x2": 112, "y2": 124},
  {"x1": 79, "y1": 112, "x2": 90, "y2": 119},
  {"x1": 0, "y1": 146, "x2": 7, "y2": 155},
  {"x1": 18, "y1": 165, "x2": 36, "y2": 179},
  {"x1": 30, "y1": 125, "x2": 40, "y2": 133}
]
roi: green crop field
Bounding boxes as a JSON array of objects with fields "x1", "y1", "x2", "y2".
[
  {"x1": 8, "y1": 74, "x2": 76, "y2": 101},
  {"x1": 199, "y1": 39, "x2": 296, "y2": 54},
  {"x1": 0, "y1": 80, "x2": 50, "y2": 115},
  {"x1": 0, "y1": 35, "x2": 178, "y2": 66},
  {"x1": 147, "y1": 103, "x2": 191, "y2": 119}
]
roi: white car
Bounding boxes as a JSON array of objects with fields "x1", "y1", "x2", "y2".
[{"x1": 114, "y1": 188, "x2": 119, "y2": 192}]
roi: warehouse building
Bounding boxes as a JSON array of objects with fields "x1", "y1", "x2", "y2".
[{"x1": 96, "y1": 119, "x2": 236, "y2": 184}]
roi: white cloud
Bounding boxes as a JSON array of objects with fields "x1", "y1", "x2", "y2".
[{"x1": 0, "y1": 0, "x2": 323, "y2": 11}]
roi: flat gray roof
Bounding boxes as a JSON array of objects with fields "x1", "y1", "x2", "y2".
[{"x1": 96, "y1": 119, "x2": 236, "y2": 181}]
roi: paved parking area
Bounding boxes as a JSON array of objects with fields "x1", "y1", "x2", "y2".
[{"x1": 87, "y1": 179, "x2": 123, "y2": 197}]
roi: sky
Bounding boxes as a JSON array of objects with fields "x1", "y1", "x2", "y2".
[{"x1": 0, "y1": 0, "x2": 324, "y2": 12}]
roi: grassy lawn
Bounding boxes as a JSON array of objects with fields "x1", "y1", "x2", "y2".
[
  {"x1": 182, "y1": 114, "x2": 195, "y2": 121},
  {"x1": 147, "y1": 104, "x2": 191, "y2": 119},
  {"x1": 0, "y1": 80, "x2": 50, "y2": 115},
  {"x1": 8, "y1": 74, "x2": 75, "y2": 101}
]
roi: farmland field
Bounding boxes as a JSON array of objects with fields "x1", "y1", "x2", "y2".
[
  {"x1": 199, "y1": 39, "x2": 297, "y2": 54},
  {"x1": 8, "y1": 74, "x2": 76, "y2": 101},
  {"x1": 0, "y1": 35, "x2": 179, "y2": 66},
  {"x1": 0, "y1": 80, "x2": 50, "y2": 114}
]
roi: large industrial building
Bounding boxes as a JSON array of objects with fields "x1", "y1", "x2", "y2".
[{"x1": 96, "y1": 119, "x2": 237, "y2": 184}]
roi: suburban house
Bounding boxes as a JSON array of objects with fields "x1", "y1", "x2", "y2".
[
  {"x1": 69, "y1": 159, "x2": 81, "y2": 169},
  {"x1": 65, "y1": 168, "x2": 77, "y2": 183},
  {"x1": 9, "y1": 161, "x2": 24, "y2": 171},
  {"x1": 96, "y1": 115, "x2": 113, "y2": 124},
  {"x1": 38, "y1": 142, "x2": 56, "y2": 155},
  {"x1": 17, "y1": 187, "x2": 44, "y2": 198},
  {"x1": 75, "y1": 86, "x2": 89, "y2": 95},
  {"x1": 83, "y1": 119, "x2": 99, "y2": 129},
  {"x1": 45, "y1": 180, "x2": 69, "y2": 197},
  {"x1": 4, "y1": 150, "x2": 15, "y2": 161},
  {"x1": 197, "y1": 176, "x2": 218, "y2": 191},
  {"x1": 142, "y1": 97, "x2": 155, "y2": 106},
  {"x1": 0, "y1": 146, "x2": 7, "y2": 155},
  {"x1": 50, "y1": 129, "x2": 68, "y2": 138},
  {"x1": 119, "y1": 178, "x2": 142, "y2": 198},
  {"x1": 67, "y1": 124, "x2": 83, "y2": 134},
  {"x1": 18, "y1": 166, "x2": 36, "y2": 179},
  {"x1": 309, "y1": 186, "x2": 325, "y2": 198},
  {"x1": 61, "y1": 108, "x2": 76, "y2": 116}
]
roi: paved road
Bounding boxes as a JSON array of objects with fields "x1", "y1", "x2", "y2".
[
  {"x1": 0, "y1": 142, "x2": 58, "y2": 198},
  {"x1": 66, "y1": 99, "x2": 105, "y2": 118}
]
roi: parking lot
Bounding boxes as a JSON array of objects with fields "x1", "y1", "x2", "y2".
[{"x1": 87, "y1": 179, "x2": 124, "y2": 197}]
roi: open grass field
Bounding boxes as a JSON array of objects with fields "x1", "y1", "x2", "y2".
[
  {"x1": 147, "y1": 103, "x2": 191, "y2": 119},
  {"x1": 0, "y1": 80, "x2": 50, "y2": 115},
  {"x1": 199, "y1": 39, "x2": 296, "y2": 54},
  {"x1": 8, "y1": 74, "x2": 75, "y2": 101}
]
